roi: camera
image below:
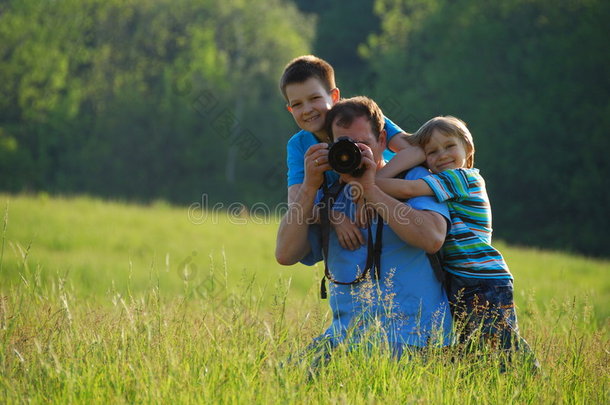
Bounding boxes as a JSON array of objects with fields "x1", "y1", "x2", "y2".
[{"x1": 328, "y1": 136, "x2": 365, "y2": 177}]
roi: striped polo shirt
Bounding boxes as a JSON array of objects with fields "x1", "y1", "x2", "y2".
[{"x1": 421, "y1": 168, "x2": 512, "y2": 279}]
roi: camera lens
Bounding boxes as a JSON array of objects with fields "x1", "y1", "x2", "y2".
[{"x1": 328, "y1": 137, "x2": 363, "y2": 176}]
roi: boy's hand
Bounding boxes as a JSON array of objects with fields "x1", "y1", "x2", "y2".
[
  {"x1": 376, "y1": 144, "x2": 425, "y2": 178},
  {"x1": 330, "y1": 211, "x2": 365, "y2": 250}
]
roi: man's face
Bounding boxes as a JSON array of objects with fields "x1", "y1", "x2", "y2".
[
  {"x1": 285, "y1": 77, "x2": 339, "y2": 136},
  {"x1": 332, "y1": 115, "x2": 386, "y2": 168}
]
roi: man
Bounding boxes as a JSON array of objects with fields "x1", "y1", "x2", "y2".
[{"x1": 276, "y1": 96, "x2": 452, "y2": 358}]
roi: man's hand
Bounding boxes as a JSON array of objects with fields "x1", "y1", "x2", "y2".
[
  {"x1": 330, "y1": 211, "x2": 365, "y2": 250},
  {"x1": 276, "y1": 143, "x2": 331, "y2": 266},
  {"x1": 303, "y1": 143, "x2": 331, "y2": 190}
]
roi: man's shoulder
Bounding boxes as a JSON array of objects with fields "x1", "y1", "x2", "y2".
[
  {"x1": 403, "y1": 165, "x2": 432, "y2": 180},
  {"x1": 401, "y1": 166, "x2": 451, "y2": 218}
]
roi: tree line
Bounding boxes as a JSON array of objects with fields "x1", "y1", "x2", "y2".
[{"x1": 1, "y1": 0, "x2": 609, "y2": 257}]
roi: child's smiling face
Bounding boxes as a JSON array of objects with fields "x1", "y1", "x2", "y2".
[
  {"x1": 424, "y1": 130, "x2": 469, "y2": 173},
  {"x1": 285, "y1": 77, "x2": 339, "y2": 137}
]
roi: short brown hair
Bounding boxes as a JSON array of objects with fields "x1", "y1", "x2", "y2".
[
  {"x1": 325, "y1": 96, "x2": 385, "y2": 141},
  {"x1": 279, "y1": 55, "x2": 336, "y2": 101},
  {"x1": 411, "y1": 116, "x2": 475, "y2": 168}
]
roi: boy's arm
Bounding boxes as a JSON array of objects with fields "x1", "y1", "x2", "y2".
[
  {"x1": 378, "y1": 169, "x2": 474, "y2": 202},
  {"x1": 342, "y1": 147, "x2": 446, "y2": 254},
  {"x1": 378, "y1": 137, "x2": 426, "y2": 178},
  {"x1": 387, "y1": 132, "x2": 412, "y2": 152},
  {"x1": 375, "y1": 178, "x2": 434, "y2": 200}
]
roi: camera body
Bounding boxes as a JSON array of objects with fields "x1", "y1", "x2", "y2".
[{"x1": 328, "y1": 136, "x2": 365, "y2": 177}]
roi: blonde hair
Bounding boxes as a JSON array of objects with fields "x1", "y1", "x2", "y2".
[{"x1": 410, "y1": 116, "x2": 475, "y2": 168}]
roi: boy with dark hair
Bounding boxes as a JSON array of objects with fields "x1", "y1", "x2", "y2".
[
  {"x1": 279, "y1": 55, "x2": 425, "y2": 250},
  {"x1": 279, "y1": 55, "x2": 337, "y2": 102}
]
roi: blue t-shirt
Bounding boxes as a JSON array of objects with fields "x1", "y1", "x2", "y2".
[
  {"x1": 301, "y1": 166, "x2": 453, "y2": 347},
  {"x1": 422, "y1": 168, "x2": 511, "y2": 279},
  {"x1": 286, "y1": 117, "x2": 403, "y2": 187}
]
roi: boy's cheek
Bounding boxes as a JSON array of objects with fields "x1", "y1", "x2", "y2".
[
  {"x1": 287, "y1": 109, "x2": 299, "y2": 121},
  {"x1": 320, "y1": 102, "x2": 334, "y2": 117}
]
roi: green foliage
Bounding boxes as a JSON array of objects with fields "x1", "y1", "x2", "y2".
[
  {"x1": 293, "y1": 0, "x2": 384, "y2": 97},
  {"x1": 0, "y1": 0, "x2": 312, "y2": 204},
  {"x1": 364, "y1": 0, "x2": 610, "y2": 256},
  {"x1": 1, "y1": 0, "x2": 608, "y2": 257}
]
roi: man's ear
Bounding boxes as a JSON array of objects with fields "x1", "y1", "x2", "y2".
[
  {"x1": 378, "y1": 129, "x2": 387, "y2": 149},
  {"x1": 330, "y1": 87, "x2": 340, "y2": 104},
  {"x1": 286, "y1": 104, "x2": 292, "y2": 113}
]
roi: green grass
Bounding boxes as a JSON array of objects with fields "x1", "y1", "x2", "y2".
[{"x1": 0, "y1": 193, "x2": 608, "y2": 403}]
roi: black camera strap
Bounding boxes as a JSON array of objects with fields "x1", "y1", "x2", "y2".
[{"x1": 319, "y1": 182, "x2": 383, "y2": 299}]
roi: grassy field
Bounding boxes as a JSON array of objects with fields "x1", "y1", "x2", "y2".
[{"x1": 0, "y1": 193, "x2": 608, "y2": 403}]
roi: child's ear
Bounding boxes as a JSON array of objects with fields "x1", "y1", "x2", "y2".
[
  {"x1": 466, "y1": 144, "x2": 475, "y2": 168},
  {"x1": 330, "y1": 87, "x2": 340, "y2": 104},
  {"x1": 467, "y1": 153, "x2": 475, "y2": 168}
]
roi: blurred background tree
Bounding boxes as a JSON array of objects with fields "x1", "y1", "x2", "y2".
[
  {"x1": 360, "y1": 0, "x2": 610, "y2": 257},
  {"x1": 1, "y1": 0, "x2": 608, "y2": 257}
]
